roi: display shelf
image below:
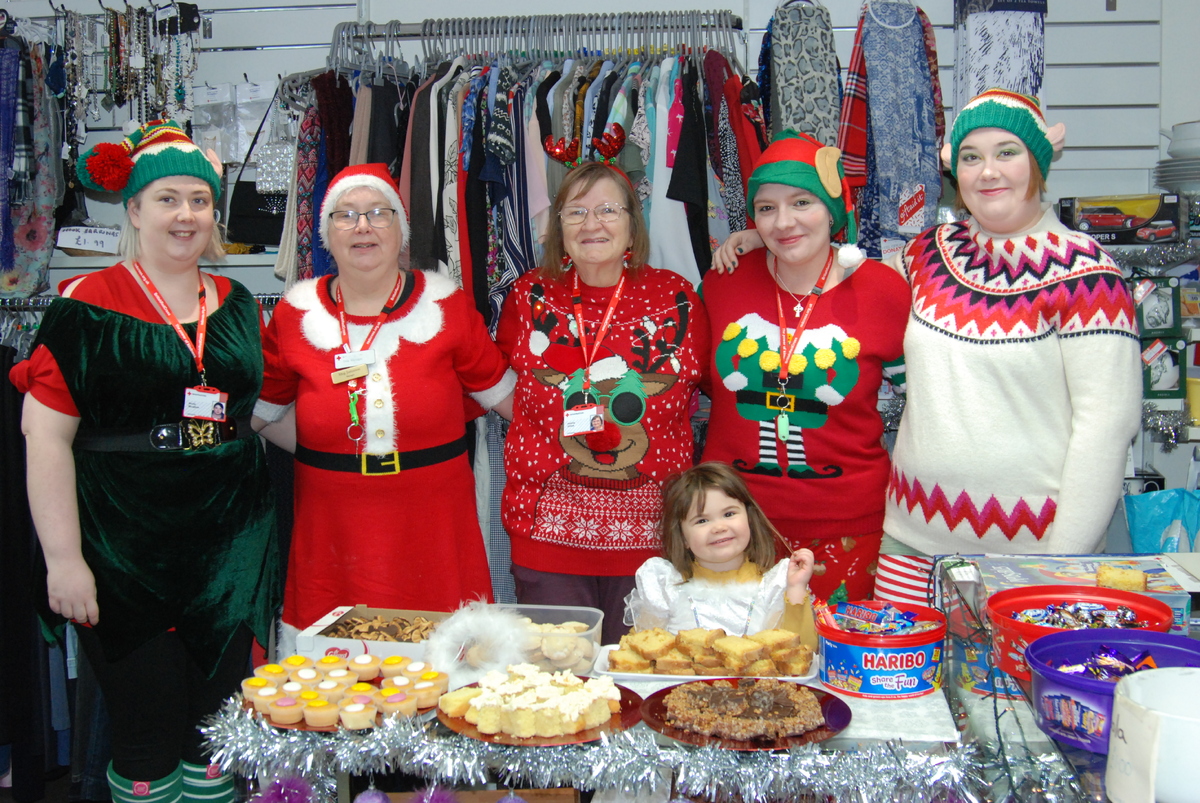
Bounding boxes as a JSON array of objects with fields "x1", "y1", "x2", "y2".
[{"x1": 48, "y1": 251, "x2": 280, "y2": 269}]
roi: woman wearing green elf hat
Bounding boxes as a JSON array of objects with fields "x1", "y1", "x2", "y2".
[
  {"x1": 716, "y1": 91, "x2": 1142, "y2": 605},
  {"x1": 701, "y1": 130, "x2": 910, "y2": 603},
  {"x1": 10, "y1": 121, "x2": 277, "y2": 799}
]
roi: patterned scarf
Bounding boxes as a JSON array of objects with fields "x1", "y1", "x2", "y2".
[
  {"x1": 294, "y1": 102, "x2": 321, "y2": 281},
  {"x1": 954, "y1": 10, "x2": 1045, "y2": 112},
  {"x1": 0, "y1": 48, "x2": 20, "y2": 273},
  {"x1": 838, "y1": 9, "x2": 869, "y2": 189},
  {"x1": 5, "y1": 45, "x2": 55, "y2": 295},
  {"x1": 770, "y1": 2, "x2": 841, "y2": 145}
]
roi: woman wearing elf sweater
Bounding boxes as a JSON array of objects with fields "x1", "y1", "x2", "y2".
[
  {"x1": 715, "y1": 91, "x2": 1142, "y2": 603},
  {"x1": 701, "y1": 131, "x2": 909, "y2": 602}
]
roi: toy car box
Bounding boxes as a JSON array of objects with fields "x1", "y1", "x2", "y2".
[{"x1": 1058, "y1": 194, "x2": 1187, "y2": 245}]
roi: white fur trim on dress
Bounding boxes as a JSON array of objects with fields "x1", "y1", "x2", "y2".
[
  {"x1": 288, "y1": 272, "x2": 455, "y2": 453},
  {"x1": 253, "y1": 398, "x2": 292, "y2": 423},
  {"x1": 318, "y1": 175, "x2": 410, "y2": 252},
  {"x1": 470, "y1": 367, "x2": 517, "y2": 410}
]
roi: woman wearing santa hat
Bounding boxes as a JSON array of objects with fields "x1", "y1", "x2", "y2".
[
  {"x1": 11, "y1": 121, "x2": 275, "y2": 803},
  {"x1": 253, "y1": 163, "x2": 515, "y2": 647},
  {"x1": 702, "y1": 130, "x2": 909, "y2": 603}
]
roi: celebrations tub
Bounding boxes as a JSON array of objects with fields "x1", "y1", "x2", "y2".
[{"x1": 817, "y1": 602, "x2": 946, "y2": 699}]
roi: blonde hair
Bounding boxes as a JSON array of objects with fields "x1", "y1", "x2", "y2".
[
  {"x1": 539, "y1": 162, "x2": 649, "y2": 280},
  {"x1": 118, "y1": 187, "x2": 227, "y2": 264},
  {"x1": 660, "y1": 462, "x2": 782, "y2": 580}
]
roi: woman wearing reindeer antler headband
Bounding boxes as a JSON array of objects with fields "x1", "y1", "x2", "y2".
[{"x1": 495, "y1": 127, "x2": 710, "y2": 645}]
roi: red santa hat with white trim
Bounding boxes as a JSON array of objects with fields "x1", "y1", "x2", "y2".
[{"x1": 319, "y1": 163, "x2": 410, "y2": 251}]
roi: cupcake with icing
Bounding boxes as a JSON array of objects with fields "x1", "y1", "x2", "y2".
[
  {"x1": 302, "y1": 698, "x2": 339, "y2": 727},
  {"x1": 267, "y1": 696, "x2": 304, "y2": 725},
  {"x1": 348, "y1": 653, "x2": 382, "y2": 681}
]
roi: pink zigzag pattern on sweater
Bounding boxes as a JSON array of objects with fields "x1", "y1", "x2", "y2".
[{"x1": 888, "y1": 468, "x2": 1056, "y2": 541}]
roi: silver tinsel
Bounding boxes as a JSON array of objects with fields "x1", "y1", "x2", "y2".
[
  {"x1": 203, "y1": 703, "x2": 1073, "y2": 803},
  {"x1": 1142, "y1": 400, "x2": 1191, "y2": 452},
  {"x1": 1107, "y1": 240, "x2": 1200, "y2": 272}
]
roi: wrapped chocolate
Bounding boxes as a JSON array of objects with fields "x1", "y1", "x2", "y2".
[
  {"x1": 1054, "y1": 645, "x2": 1159, "y2": 682},
  {"x1": 1012, "y1": 602, "x2": 1146, "y2": 630}
]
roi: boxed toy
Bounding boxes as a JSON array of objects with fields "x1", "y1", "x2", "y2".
[
  {"x1": 966, "y1": 554, "x2": 1192, "y2": 634},
  {"x1": 1057, "y1": 194, "x2": 1186, "y2": 245}
]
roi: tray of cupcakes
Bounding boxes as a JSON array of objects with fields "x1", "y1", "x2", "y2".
[{"x1": 239, "y1": 653, "x2": 448, "y2": 731}]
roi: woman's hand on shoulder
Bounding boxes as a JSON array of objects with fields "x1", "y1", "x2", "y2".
[
  {"x1": 45, "y1": 555, "x2": 99, "y2": 625},
  {"x1": 710, "y1": 229, "x2": 765, "y2": 274}
]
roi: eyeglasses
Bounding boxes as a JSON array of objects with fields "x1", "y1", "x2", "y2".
[
  {"x1": 328, "y1": 208, "x2": 397, "y2": 230},
  {"x1": 559, "y1": 203, "x2": 626, "y2": 226}
]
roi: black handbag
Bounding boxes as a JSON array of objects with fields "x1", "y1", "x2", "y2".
[{"x1": 225, "y1": 93, "x2": 287, "y2": 246}]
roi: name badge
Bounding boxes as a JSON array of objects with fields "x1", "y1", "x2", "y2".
[
  {"x1": 335, "y1": 349, "x2": 376, "y2": 369},
  {"x1": 563, "y1": 404, "x2": 605, "y2": 437},
  {"x1": 331, "y1": 364, "x2": 370, "y2": 384},
  {"x1": 183, "y1": 386, "x2": 229, "y2": 421}
]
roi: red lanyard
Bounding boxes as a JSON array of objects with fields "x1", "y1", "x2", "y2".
[
  {"x1": 572, "y1": 270, "x2": 626, "y2": 391},
  {"x1": 335, "y1": 273, "x2": 406, "y2": 388},
  {"x1": 131, "y1": 262, "x2": 209, "y2": 384},
  {"x1": 772, "y1": 250, "x2": 834, "y2": 383}
]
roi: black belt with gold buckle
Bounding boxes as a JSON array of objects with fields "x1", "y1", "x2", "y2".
[
  {"x1": 74, "y1": 417, "x2": 253, "y2": 452},
  {"x1": 734, "y1": 389, "x2": 829, "y2": 416},
  {"x1": 294, "y1": 436, "x2": 467, "y2": 477}
]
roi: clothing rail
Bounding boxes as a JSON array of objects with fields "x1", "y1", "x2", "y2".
[
  {"x1": 0, "y1": 294, "x2": 282, "y2": 310},
  {"x1": 325, "y1": 12, "x2": 746, "y2": 75}
]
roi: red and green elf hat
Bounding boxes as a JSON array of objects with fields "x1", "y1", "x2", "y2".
[
  {"x1": 746, "y1": 130, "x2": 864, "y2": 268},
  {"x1": 76, "y1": 120, "x2": 222, "y2": 204}
]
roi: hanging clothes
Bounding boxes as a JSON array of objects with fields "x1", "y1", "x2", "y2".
[
  {"x1": 770, "y1": 1, "x2": 841, "y2": 145},
  {"x1": 954, "y1": 9, "x2": 1045, "y2": 112},
  {"x1": 7, "y1": 44, "x2": 56, "y2": 296},
  {"x1": 862, "y1": 1, "x2": 941, "y2": 239}
]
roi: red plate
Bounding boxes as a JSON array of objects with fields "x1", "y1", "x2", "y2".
[
  {"x1": 436, "y1": 684, "x2": 644, "y2": 746},
  {"x1": 639, "y1": 678, "x2": 852, "y2": 751}
]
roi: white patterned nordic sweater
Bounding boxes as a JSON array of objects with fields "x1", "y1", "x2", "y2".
[{"x1": 884, "y1": 209, "x2": 1142, "y2": 556}]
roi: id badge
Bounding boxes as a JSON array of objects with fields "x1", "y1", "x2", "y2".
[
  {"x1": 334, "y1": 349, "x2": 376, "y2": 369},
  {"x1": 563, "y1": 404, "x2": 605, "y2": 437},
  {"x1": 183, "y1": 386, "x2": 229, "y2": 421}
]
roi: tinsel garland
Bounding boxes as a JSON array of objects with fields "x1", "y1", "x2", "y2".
[
  {"x1": 1108, "y1": 240, "x2": 1200, "y2": 272},
  {"x1": 1142, "y1": 400, "x2": 1191, "y2": 453},
  {"x1": 201, "y1": 699, "x2": 1084, "y2": 803},
  {"x1": 880, "y1": 397, "x2": 905, "y2": 432}
]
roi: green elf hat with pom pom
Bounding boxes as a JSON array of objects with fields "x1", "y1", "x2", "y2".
[
  {"x1": 746, "y1": 129, "x2": 864, "y2": 269},
  {"x1": 76, "y1": 119, "x2": 222, "y2": 204},
  {"x1": 950, "y1": 89, "x2": 1054, "y2": 178}
]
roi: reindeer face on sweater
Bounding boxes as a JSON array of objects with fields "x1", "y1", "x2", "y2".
[{"x1": 533, "y1": 363, "x2": 678, "y2": 480}]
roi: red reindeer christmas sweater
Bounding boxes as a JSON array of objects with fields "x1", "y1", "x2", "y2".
[{"x1": 496, "y1": 267, "x2": 709, "y2": 576}]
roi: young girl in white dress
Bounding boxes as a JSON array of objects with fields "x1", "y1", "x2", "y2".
[{"x1": 625, "y1": 462, "x2": 818, "y2": 649}]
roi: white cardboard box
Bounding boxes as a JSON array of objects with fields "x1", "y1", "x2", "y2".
[{"x1": 294, "y1": 605, "x2": 449, "y2": 662}]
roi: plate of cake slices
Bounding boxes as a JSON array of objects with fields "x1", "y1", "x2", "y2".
[
  {"x1": 595, "y1": 625, "x2": 819, "y2": 684},
  {"x1": 435, "y1": 665, "x2": 643, "y2": 746},
  {"x1": 639, "y1": 677, "x2": 851, "y2": 751}
]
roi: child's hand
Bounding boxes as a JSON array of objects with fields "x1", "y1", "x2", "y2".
[
  {"x1": 710, "y1": 229, "x2": 765, "y2": 273},
  {"x1": 786, "y1": 548, "x2": 815, "y2": 605}
]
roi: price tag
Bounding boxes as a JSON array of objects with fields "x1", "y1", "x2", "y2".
[
  {"x1": 128, "y1": 54, "x2": 146, "y2": 70},
  {"x1": 56, "y1": 227, "x2": 121, "y2": 255},
  {"x1": 1140, "y1": 338, "x2": 1168, "y2": 366},
  {"x1": 334, "y1": 349, "x2": 376, "y2": 370},
  {"x1": 1105, "y1": 691, "x2": 1159, "y2": 803}
]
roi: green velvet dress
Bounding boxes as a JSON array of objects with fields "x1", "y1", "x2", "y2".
[{"x1": 34, "y1": 280, "x2": 279, "y2": 676}]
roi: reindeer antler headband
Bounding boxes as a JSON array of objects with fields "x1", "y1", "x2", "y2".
[{"x1": 544, "y1": 123, "x2": 627, "y2": 171}]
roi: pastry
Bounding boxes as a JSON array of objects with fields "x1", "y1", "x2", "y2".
[
  {"x1": 1097, "y1": 564, "x2": 1148, "y2": 592},
  {"x1": 241, "y1": 676, "x2": 271, "y2": 698},
  {"x1": 280, "y1": 654, "x2": 315, "y2": 671},
  {"x1": 663, "y1": 679, "x2": 824, "y2": 740},
  {"x1": 315, "y1": 655, "x2": 349, "y2": 673},
  {"x1": 400, "y1": 660, "x2": 431, "y2": 681},
  {"x1": 280, "y1": 681, "x2": 307, "y2": 697},
  {"x1": 253, "y1": 663, "x2": 289, "y2": 684},
  {"x1": 297, "y1": 690, "x2": 323, "y2": 705},
  {"x1": 380, "y1": 676, "x2": 413, "y2": 693},
  {"x1": 712, "y1": 636, "x2": 765, "y2": 666},
  {"x1": 267, "y1": 696, "x2": 304, "y2": 725},
  {"x1": 677, "y1": 628, "x2": 724, "y2": 657},
  {"x1": 251, "y1": 686, "x2": 283, "y2": 714},
  {"x1": 625, "y1": 628, "x2": 677, "y2": 660},
  {"x1": 411, "y1": 680, "x2": 441, "y2": 708},
  {"x1": 314, "y1": 679, "x2": 346, "y2": 703},
  {"x1": 324, "y1": 668, "x2": 358, "y2": 685},
  {"x1": 301, "y1": 698, "x2": 339, "y2": 727},
  {"x1": 748, "y1": 629, "x2": 800, "y2": 652},
  {"x1": 416, "y1": 670, "x2": 450, "y2": 694},
  {"x1": 438, "y1": 686, "x2": 484, "y2": 718},
  {"x1": 321, "y1": 614, "x2": 438, "y2": 643},
  {"x1": 345, "y1": 682, "x2": 377, "y2": 699},
  {"x1": 338, "y1": 701, "x2": 377, "y2": 729},
  {"x1": 289, "y1": 667, "x2": 322, "y2": 686},
  {"x1": 379, "y1": 655, "x2": 412, "y2": 678},
  {"x1": 379, "y1": 690, "x2": 419, "y2": 717},
  {"x1": 463, "y1": 664, "x2": 620, "y2": 738},
  {"x1": 607, "y1": 649, "x2": 652, "y2": 673},
  {"x1": 348, "y1": 654, "x2": 382, "y2": 681}
]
